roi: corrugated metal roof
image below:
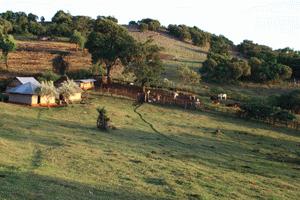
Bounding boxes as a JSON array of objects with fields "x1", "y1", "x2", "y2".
[
  {"x1": 8, "y1": 82, "x2": 39, "y2": 95},
  {"x1": 16, "y1": 77, "x2": 40, "y2": 86}
]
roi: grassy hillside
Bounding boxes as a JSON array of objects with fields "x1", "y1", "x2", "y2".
[
  {"x1": 128, "y1": 29, "x2": 208, "y2": 79},
  {"x1": 0, "y1": 94, "x2": 299, "y2": 199}
]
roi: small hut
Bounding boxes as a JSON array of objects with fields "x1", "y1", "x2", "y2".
[
  {"x1": 7, "y1": 77, "x2": 56, "y2": 106},
  {"x1": 75, "y1": 79, "x2": 96, "y2": 90},
  {"x1": 7, "y1": 82, "x2": 40, "y2": 105},
  {"x1": 6, "y1": 77, "x2": 41, "y2": 92}
]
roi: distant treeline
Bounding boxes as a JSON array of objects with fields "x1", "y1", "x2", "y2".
[{"x1": 1, "y1": 10, "x2": 300, "y2": 83}]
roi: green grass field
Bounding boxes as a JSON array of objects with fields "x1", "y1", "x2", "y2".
[{"x1": 0, "y1": 94, "x2": 299, "y2": 200}]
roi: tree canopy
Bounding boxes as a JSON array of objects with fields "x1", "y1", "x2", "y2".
[
  {"x1": 70, "y1": 30, "x2": 86, "y2": 50},
  {"x1": 0, "y1": 33, "x2": 16, "y2": 68},
  {"x1": 128, "y1": 39, "x2": 164, "y2": 88},
  {"x1": 85, "y1": 19, "x2": 136, "y2": 83}
]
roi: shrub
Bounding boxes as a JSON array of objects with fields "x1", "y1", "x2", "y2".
[
  {"x1": 276, "y1": 90, "x2": 300, "y2": 113},
  {"x1": 70, "y1": 30, "x2": 86, "y2": 50},
  {"x1": 167, "y1": 24, "x2": 191, "y2": 41},
  {"x1": 177, "y1": 65, "x2": 201, "y2": 85},
  {"x1": 139, "y1": 23, "x2": 148, "y2": 32},
  {"x1": 58, "y1": 80, "x2": 82, "y2": 104},
  {"x1": 201, "y1": 53, "x2": 250, "y2": 83},
  {"x1": 97, "y1": 107, "x2": 110, "y2": 131},
  {"x1": 67, "y1": 69, "x2": 93, "y2": 79},
  {"x1": 138, "y1": 19, "x2": 161, "y2": 31},
  {"x1": 36, "y1": 81, "x2": 59, "y2": 106},
  {"x1": 0, "y1": 93, "x2": 8, "y2": 102}
]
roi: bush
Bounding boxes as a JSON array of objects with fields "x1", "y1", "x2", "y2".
[
  {"x1": 70, "y1": 30, "x2": 86, "y2": 50},
  {"x1": 249, "y1": 57, "x2": 292, "y2": 82},
  {"x1": 97, "y1": 107, "x2": 110, "y2": 131},
  {"x1": 201, "y1": 53, "x2": 250, "y2": 83},
  {"x1": 139, "y1": 23, "x2": 148, "y2": 32},
  {"x1": 239, "y1": 102, "x2": 296, "y2": 123},
  {"x1": 210, "y1": 35, "x2": 233, "y2": 56},
  {"x1": 67, "y1": 69, "x2": 93, "y2": 79},
  {"x1": 58, "y1": 79, "x2": 82, "y2": 104},
  {"x1": 189, "y1": 27, "x2": 210, "y2": 47},
  {"x1": 276, "y1": 90, "x2": 300, "y2": 113},
  {"x1": 177, "y1": 65, "x2": 201, "y2": 85},
  {"x1": 138, "y1": 19, "x2": 161, "y2": 31},
  {"x1": 167, "y1": 24, "x2": 191, "y2": 41},
  {"x1": 239, "y1": 102, "x2": 275, "y2": 120},
  {"x1": 0, "y1": 93, "x2": 8, "y2": 102},
  {"x1": 210, "y1": 87, "x2": 225, "y2": 96}
]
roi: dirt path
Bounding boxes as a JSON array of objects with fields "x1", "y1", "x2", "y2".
[{"x1": 133, "y1": 104, "x2": 187, "y2": 146}]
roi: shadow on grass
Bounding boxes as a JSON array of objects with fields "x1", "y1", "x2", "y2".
[
  {"x1": 177, "y1": 44, "x2": 208, "y2": 55},
  {"x1": 1, "y1": 106, "x2": 299, "y2": 181},
  {"x1": 0, "y1": 166, "x2": 161, "y2": 200}
]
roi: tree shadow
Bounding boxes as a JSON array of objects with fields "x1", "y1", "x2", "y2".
[
  {"x1": 177, "y1": 44, "x2": 208, "y2": 55},
  {"x1": 17, "y1": 46, "x2": 71, "y2": 55},
  {"x1": 0, "y1": 166, "x2": 162, "y2": 200}
]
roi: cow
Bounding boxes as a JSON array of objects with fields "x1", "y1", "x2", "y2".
[{"x1": 218, "y1": 93, "x2": 227, "y2": 100}]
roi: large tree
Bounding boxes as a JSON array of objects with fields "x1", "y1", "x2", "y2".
[
  {"x1": 0, "y1": 33, "x2": 16, "y2": 69},
  {"x1": 85, "y1": 19, "x2": 136, "y2": 84},
  {"x1": 128, "y1": 39, "x2": 164, "y2": 91}
]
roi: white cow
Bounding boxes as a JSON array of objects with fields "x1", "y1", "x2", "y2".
[
  {"x1": 218, "y1": 93, "x2": 227, "y2": 100},
  {"x1": 173, "y1": 92, "x2": 179, "y2": 100}
]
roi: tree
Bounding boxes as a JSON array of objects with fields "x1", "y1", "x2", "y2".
[
  {"x1": 210, "y1": 35, "x2": 233, "y2": 56},
  {"x1": 52, "y1": 10, "x2": 72, "y2": 24},
  {"x1": 85, "y1": 19, "x2": 137, "y2": 84},
  {"x1": 28, "y1": 21, "x2": 45, "y2": 36},
  {"x1": 52, "y1": 55, "x2": 70, "y2": 75},
  {"x1": 51, "y1": 10, "x2": 72, "y2": 36},
  {"x1": 28, "y1": 13, "x2": 38, "y2": 22},
  {"x1": 189, "y1": 27, "x2": 210, "y2": 47},
  {"x1": 139, "y1": 23, "x2": 148, "y2": 32},
  {"x1": 129, "y1": 39, "x2": 164, "y2": 91},
  {"x1": 36, "y1": 81, "x2": 58, "y2": 107},
  {"x1": 248, "y1": 57, "x2": 292, "y2": 82},
  {"x1": 58, "y1": 79, "x2": 82, "y2": 104},
  {"x1": 177, "y1": 65, "x2": 201, "y2": 85},
  {"x1": 167, "y1": 24, "x2": 191, "y2": 41},
  {"x1": 40, "y1": 16, "x2": 45, "y2": 23},
  {"x1": 128, "y1": 21, "x2": 138, "y2": 26},
  {"x1": 70, "y1": 30, "x2": 86, "y2": 51},
  {"x1": 201, "y1": 53, "x2": 250, "y2": 82},
  {"x1": 72, "y1": 16, "x2": 93, "y2": 36},
  {"x1": 0, "y1": 33, "x2": 16, "y2": 69},
  {"x1": 138, "y1": 18, "x2": 161, "y2": 31},
  {"x1": 0, "y1": 18, "x2": 13, "y2": 34}
]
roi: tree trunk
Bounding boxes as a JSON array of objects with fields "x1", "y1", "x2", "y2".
[
  {"x1": 4, "y1": 53, "x2": 8, "y2": 69},
  {"x1": 107, "y1": 65, "x2": 112, "y2": 85}
]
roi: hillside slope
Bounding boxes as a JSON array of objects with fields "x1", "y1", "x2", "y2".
[
  {"x1": 128, "y1": 29, "x2": 208, "y2": 79},
  {"x1": 0, "y1": 40, "x2": 92, "y2": 80},
  {"x1": 0, "y1": 95, "x2": 299, "y2": 199},
  {"x1": 0, "y1": 31, "x2": 206, "y2": 81}
]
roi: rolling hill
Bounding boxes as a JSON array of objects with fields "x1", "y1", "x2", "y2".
[
  {"x1": 0, "y1": 30, "x2": 207, "y2": 82},
  {"x1": 0, "y1": 94, "x2": 299, "y2": 199}
]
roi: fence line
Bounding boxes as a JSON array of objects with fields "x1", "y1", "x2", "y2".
[{"x1": 96, "y1": 85, "x2": 300, "y2": 131}]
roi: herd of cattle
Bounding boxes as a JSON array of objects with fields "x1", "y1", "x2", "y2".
[{"x1": 100, "y1": 83, "x2": 240, "y2": 110}]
